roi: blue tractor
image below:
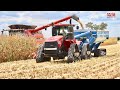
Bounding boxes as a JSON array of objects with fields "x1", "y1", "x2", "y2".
[{"x1": 74, "y1": 29, "x2": 109, "y2": 60}]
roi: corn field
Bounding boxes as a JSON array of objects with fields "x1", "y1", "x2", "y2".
[{"x1": 0, "y1": 35, "x2": 37, "y2": 63}]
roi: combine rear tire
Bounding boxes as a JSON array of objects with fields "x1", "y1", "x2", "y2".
[{"x1": 67, "y1": 44, "x2": 81, "y2": 63}]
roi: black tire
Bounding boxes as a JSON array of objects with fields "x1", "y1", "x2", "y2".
[
  {"x1": 36, "y1": 45, "x2": 44, "y2": 63},
  {"x1": 94, "y1": 49, "x2": 100, "y2": 57},
  {"x1": 82, "y1": 55, "x2": 87, "y2": 60},
  {"x1": 67, "y1": 44, "x2": 81, "y2": 63},
  {"x1": 94, "y1": 48, "x2": 106, "y2": 57},
  {"x1": 86, "y1": 44, "x2": 92, "y2": 59},
  {"x1": 81, "y1": 44, "x2": 91, "y2": 60},
  {"x1": 36, "y1": 45, "x2": 50, "y2": 63},
  {"x1": 100, "y1": 48, "x2": 106, "y2": 56},
  {"x1": 44, "y1": 57, "x2": 51, "y2": 61}
]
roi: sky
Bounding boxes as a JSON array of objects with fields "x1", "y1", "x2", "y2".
[{"x1": 0, "y1": 11, "x2": 120, "y2": 38}]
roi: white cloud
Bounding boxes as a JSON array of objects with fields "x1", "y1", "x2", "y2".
[{"x1": 89, "y1": 11, "x2": 106, "y2": 20}]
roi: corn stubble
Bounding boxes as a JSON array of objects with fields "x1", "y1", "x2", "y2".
[{"x1": 0, "y1": 36, "x2": 120, "y2": 79}]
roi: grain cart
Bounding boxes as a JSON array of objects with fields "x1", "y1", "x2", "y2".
[{"x1": 74, "y1": 29, "x2": 109, "y2": 58}]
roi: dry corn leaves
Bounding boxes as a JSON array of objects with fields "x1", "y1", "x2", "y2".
[
  {"x1": 0, "y1": 40, "x2": 120, "y2": 79},
  {"x1": 0, "y1": 35, "x2": 37, "y2": 62}
]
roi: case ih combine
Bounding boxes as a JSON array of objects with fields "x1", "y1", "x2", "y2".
[
  {"x1": 24, "y1": 14, "x2": 109, "y2": 63},
  {"x1": 1, "y1": 24, "x2": 45, "y2": 45}
]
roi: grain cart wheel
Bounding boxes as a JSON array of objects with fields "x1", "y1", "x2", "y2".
[
  {"x1": 94, "y1": 49, "x2": 100, "y2": 57},
  {"x1": 100, "y1": 48, "x2": 106, "y2": 56},
  {"x1": 94, "y1": 48, "x2": 106, "y2": 57},
  {"x1": 67, "y1": 44, "x2": 81, "y2": 63}
]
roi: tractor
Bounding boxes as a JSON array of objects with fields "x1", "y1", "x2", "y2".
[
  {"x1": 36, "y1": 24, "x2": 83, "y2": 63},
  {"x1": 35, "y1": 15, "x2": 90, "y2": 63}
]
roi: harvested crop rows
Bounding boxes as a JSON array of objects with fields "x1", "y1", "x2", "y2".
[{"x1": 0, "y1": 42, "x2": 120, "y2": 79}]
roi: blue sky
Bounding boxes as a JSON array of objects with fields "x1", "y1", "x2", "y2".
[{"x1": 0, "y1": 11, "x2": 120, "y2": 38}]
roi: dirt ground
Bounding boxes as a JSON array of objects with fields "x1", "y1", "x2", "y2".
[{"x1": 0, "y1": 42, "x2": 120, "y2": 79}]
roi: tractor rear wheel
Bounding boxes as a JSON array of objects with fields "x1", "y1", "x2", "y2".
[
  {"x1": 86, "y1": 44, "x2": 91, "y2": 59},
  {"x1": 67, "y1": 44, "x2": 81, "y2": 63},
  {"x1": 81, "y1": 44, "x2": 91, "y2": 60}
]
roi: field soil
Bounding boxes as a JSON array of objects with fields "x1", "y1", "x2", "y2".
[{"x1": 0, "y1": 42, "x2": 120, "y2": 79}]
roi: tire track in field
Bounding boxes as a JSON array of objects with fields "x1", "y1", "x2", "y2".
[
  {"x1": 0, "y1": 56, "x2": 119, "y2": 79},
  {"x1": 61, "y1": 57, "x2": 120, "y2": 79}
]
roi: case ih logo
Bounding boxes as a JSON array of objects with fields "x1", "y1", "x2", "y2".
[{"x1": 107, "y1": 12, "x2": 116, "y2": 18}]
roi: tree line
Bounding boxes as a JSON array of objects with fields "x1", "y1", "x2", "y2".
[{"x1": 85, "y1": 22, "x2": 108, "y2": 31}]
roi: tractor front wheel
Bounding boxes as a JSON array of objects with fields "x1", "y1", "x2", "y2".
[
  {"x1": 67, "y1": 44, "x2": 81, "y2": 63},
  {"x1": 36, "y1": 45, "x2": 44, "y2": 63},
  {"x1": 36, "y1": 45, "x2": 50, "y2": 63}
]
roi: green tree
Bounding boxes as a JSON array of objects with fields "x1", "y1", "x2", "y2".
[
  {"x1": 99, "y1": 22, "x2": 108, "y2": 30},
  {"x1": 86, "y1": 22, "x2": 108, "y2": 31},
  {"x1": 93, "y1": 24, "x2": 100, "y2": 31},
  {"x1": 85, "y1": 22, "x2": 94, "y2": 29}
]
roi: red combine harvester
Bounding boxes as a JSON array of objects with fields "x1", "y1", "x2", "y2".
[
  {"x1": 24, "y1": 14, "x2": 84, "y2": 63},
  {"x1": 1, "y1": 24, "x2": 45, "y2": 45}
]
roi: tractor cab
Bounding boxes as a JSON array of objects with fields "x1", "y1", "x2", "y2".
[{"x1": 52, "y1": 24, "x2": 75, "y2": 39}]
